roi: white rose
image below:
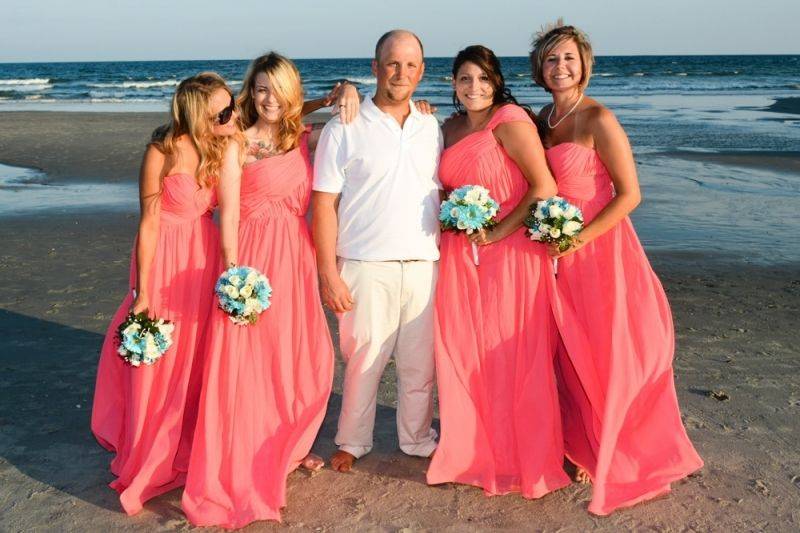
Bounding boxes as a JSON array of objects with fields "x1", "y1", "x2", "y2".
[
  {"x1": 245, "y1": 271, "x2": 258, "y2": 285},
  {"x1": 450, "y1": 207, "x2": 460, "y2": 217},
  {"x1": 563, "y1": 220, "x2": 582, "y2": 236},
  {"x1": 123, "y1": 323, "x2": 141, "y2": 336},
  {"x1": 244, "y1": 298, "x2": 260, "y2": 315},
  {"x1": 564, "y1": 205, "x2": 578, "y2": 219},
  {"x1": 548, "y1": 204, "x2": 563, "y2": 218},
  {"x1": 159, "y1": 322, "x2": 175, "y2": 336},
  {"x1": 224, "y1": 285, "x2": 240, "y2": 299},
  {"x1": 549, "y1": 227, "x2": 562, "y2": 238},
  {"x1": 539, "y1": 223, "x2": 551, "y2": 234},
  {"x1": 529, "y1": 230, "x2": 543, "y2": 241},
  {"x1": 240, "y1": 284, "x2": 253, "y2": 298},
  {"x1": 456, "y1": 219, "x2": 467, "y2": 230},
  {"x1": 228, "y1": 275, "x2": 241, "y2": 287},
  {"x1": 144, "y1": 334, "x2": 159, "y2": 357},
  {"x1": 464, "y1": 189, "x2": 480, "y2": 203}
]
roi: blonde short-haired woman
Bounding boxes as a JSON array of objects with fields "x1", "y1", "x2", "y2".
[{"x1": 532, "y1": 23, "x2": 704, "y2": 515}]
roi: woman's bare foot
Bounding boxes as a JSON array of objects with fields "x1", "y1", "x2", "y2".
[
  {"x1": 330, "y1": 450, "x2": 356, "y2": 473},
  {"x1": 300, "y1": 453, "x2": 325, "y2": 472},
  {"x1": 575, "y1": 467, "x2": 592, "y2": 484}
]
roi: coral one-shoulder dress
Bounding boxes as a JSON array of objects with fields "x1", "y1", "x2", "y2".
[
  {"x1": 427, "y1": 104, "x2": 571, "y2": 498},
  {"x1": 91, "y1": 173, "x2": 218, "y2": 515},
  {"x1": 545, "y1": 142, "x2": 703, "y2": 515},
  {"x1": 182, "y1": 129, "x2": 334, "y2": 529}
]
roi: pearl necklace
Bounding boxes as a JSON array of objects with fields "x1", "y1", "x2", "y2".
[{"x1": 547, "y1": 93, "x2": 584, "y2": 129}]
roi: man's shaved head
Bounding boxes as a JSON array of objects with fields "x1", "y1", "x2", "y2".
[{"x1": 374, "y1": 29, "x2": 424, "y2": 62}]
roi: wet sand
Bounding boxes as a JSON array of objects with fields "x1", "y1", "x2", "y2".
[
  {"x1": 651, "y1": 149, "x2": 800, "y2": 175},
  {"x1": 766, "y1": 96, "x2": 800, "y2": 116},
  {"x1": 1, "y1": 111, "x2": 799, "y2": 531}
]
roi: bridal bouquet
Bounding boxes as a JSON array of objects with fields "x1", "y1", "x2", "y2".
[
  {"x1": 439, "y1": 185, "x2": 500, "y2": 265},
  {"x1": 524, "y1": 196, "x2": 584, "y2": 272},
  {"x1": 215, "y1": 266, "x2": 272, "y2": 325},
  {"x1": 116, "y1": 312, "x2": 174, "y2": 366}
]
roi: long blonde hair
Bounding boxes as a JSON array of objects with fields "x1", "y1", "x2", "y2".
[
  {"x1": 238, "y1": 52, "x2": 305, "y2": 153},
  {"x1": 151, "y1": 72, "x2": 241, "y2": 188}
]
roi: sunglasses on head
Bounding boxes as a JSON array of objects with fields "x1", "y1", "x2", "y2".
[{"x1": 214, "y1": 95, "x2": 236, "y2": 125}]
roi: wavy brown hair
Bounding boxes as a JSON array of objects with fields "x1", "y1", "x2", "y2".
[
  {"x1": 238, "y1": 52, "x2": 304, "y2": 153},
  {"x1": 451, "y1": 45, "x2": 536, "y2": 122},
  {"x1": 151, "y1": 72, "x2": 242, "y2": 188}
]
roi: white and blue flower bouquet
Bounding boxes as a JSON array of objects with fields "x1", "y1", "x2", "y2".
[
  {"x1": 439, "y1": 185, "x2": 500, "y2": 265},
  {"x1": 116, "y1": 312, "x2": 174, "y2": 366},
  {"x1": 524, "y1": 196, "x2": 584, "y2": 273},
  {"x1": 215, "y1": 265, "x2": 272, "y2": 325}
]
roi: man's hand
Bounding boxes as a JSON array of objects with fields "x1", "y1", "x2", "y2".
[{"x1": 319, "y1": 270, "x2": 354, "y2": 313}]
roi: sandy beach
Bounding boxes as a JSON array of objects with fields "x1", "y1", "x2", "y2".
[{"x1": 1, "y1": 110, "x2": 799, "y2": 532}]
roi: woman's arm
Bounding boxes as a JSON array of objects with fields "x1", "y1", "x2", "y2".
[
  {"x1": 132, "y1": 145, "x2": 166, "y2": 314},
  {"x1": 302, "y1": 82, "x2": 361, "y2": 123},
  {"x1": 218, "y1": 140, "x2": 243, "y2": 268},
  {"x1": 549, "y1": 106, "x2": 640, "y2": 258},
  {"x1": 471, "y1": 120, "x2": 558, "y2": 244}
]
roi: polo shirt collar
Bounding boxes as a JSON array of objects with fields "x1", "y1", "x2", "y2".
[{"x1": 362, "y1": 93, "x2": 419, "y2": 123}]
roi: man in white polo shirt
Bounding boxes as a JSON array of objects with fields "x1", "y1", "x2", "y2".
[{"x1": 312, "y1": 29, "x2": 442, "y2": 473}]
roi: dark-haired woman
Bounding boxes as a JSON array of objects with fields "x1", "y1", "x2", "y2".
[{"x1": 426, "y1": 45, "x2": 570, "y2": 498}]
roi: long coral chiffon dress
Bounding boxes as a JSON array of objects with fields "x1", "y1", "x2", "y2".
[
  {"x1": 545, "y1": 141, "x2": 704, "y2": 515},
  {"x1": 182, "y1": 129, "x2": 334, "y2": 529},
  {"x1": 91, "y1": 173, "x2": 218, "y2": 515},
  {"x1": 427, "y1": 104, "x2": 571, "y2": 498}
]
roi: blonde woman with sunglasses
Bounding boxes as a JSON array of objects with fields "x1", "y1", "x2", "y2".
[{"x1": 91, "y1": 72, "x2": 244, "y2": 516}]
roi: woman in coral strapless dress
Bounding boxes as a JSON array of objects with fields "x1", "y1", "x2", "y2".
[
  {"x1": 531, "y1": 24, "x2": 703, "y2": 515},
  {"x1": 182, "y1": 53, "x2": 358, "y2": 529},
  {"x1": 426, "y1": 45, "x2": 571, "y2": 499},
  {"x1": 91, "y1": 73, "x2": 242, "y2": 515}
]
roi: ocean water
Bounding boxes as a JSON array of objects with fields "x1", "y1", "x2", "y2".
[{"x1": 1, "y1": 56, "x2": 799, "y2": 263}]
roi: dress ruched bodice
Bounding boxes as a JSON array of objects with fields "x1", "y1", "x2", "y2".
[
  {"x1": 158, "y1": 173, "x2": 217, "y2": 225},
  {"x1": 239, "y1": 130, "x2": 312, "y2": 221},
  {"x1": 545, "y1": 143, "x2": 613, "y2": 216},
  {"x1": 438, "y1": 105, "x2": 530, "y2": 220}
]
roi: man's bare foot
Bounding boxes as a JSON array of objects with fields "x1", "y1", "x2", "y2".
[
  {"x1": 330, "y1": 450, "x2": 355, "y2": 473},
  {"x1": 300, "y1": 453, "x2": 325, "y2": 472},
  {"x1": 575, "y1": 467, "x2": 592, "y2": 484}
]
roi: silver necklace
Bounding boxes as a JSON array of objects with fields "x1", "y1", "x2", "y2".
[{"x1": 547, "y1": 93, "x2": 584, "y2": 129}]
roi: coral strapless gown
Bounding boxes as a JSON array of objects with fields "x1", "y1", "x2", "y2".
[
  {"x1": 182, "y1": 129, "x2": 335, "y2": 529},
  {"x1": 427, "y1": 105, "x2": 571, "y2": 498},
  {"x1": 91, "y1": 173, "x2": 218, "y2": 515},
  {"x1": 545, "y1": 142, "x2": 703, "y2": 515}
]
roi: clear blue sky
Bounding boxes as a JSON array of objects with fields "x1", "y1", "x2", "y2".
[{"x1": 2, "y1": 0, "x2": 798, "y2": 62}]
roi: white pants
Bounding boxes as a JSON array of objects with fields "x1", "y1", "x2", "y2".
[{"x1": 335, "y1": 259, "x2": 438, "y2": 459}]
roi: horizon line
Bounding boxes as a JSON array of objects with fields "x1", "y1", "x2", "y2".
[{"x1": 2, "y1": 52, "x2": 800, "y2": 65}]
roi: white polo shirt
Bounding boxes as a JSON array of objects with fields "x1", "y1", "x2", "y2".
[{"x1": 313, "y1": 96, "x2": 443, "y2": 262}]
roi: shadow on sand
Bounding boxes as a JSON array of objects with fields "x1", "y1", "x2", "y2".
[{"x1": 0, "y1": 309, "x2": 436, "y2": 521}]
